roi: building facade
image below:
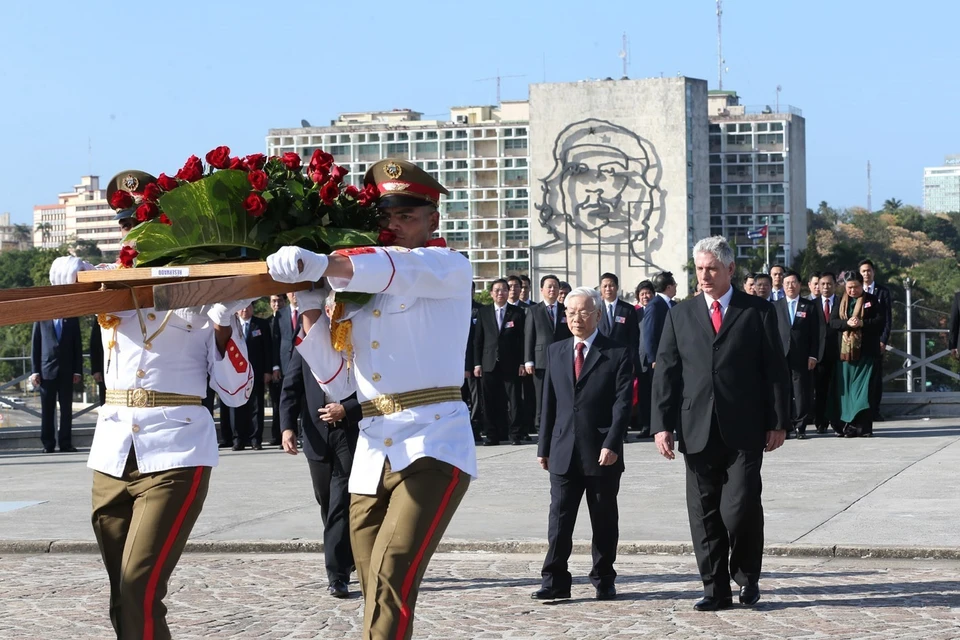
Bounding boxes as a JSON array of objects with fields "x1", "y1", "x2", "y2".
[
  {"x1": 0, "y1": 212, "x2": 33, "y2": 252},
  {"x1": 32, "y1": 176, "x2": 120, "y2": 253},
  {"x1": 923, "y1": 156, "x2": 960, "y2": 214},
  {"x1": 707, "y1": 91, "x2": 807, "y2": 264},
  {"x1": 266, "y1": 103, "x2": 531, "y2": 290}
]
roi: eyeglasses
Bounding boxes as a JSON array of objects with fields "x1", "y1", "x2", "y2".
[{"x1": 565, "y1": 310, "x2": 598, "y2": 319}]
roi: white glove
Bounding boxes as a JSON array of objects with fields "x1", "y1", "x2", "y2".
[
  {"x1": 295, "y1": 285, "x2": 329, "y2": 313},
  {"x1": 50, "y1": 256, "x2": 94, "y2": 285},
  {"x1": 206, "y1": 298, "x2": 257, "y2": 326},
  {"x1": 266, "y1": 246, "x2": 328, "y2": 284}
]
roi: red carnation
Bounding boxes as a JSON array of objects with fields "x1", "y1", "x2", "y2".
[
  {"x1": 280, "y1": 152, "x2": 302, "y2": 171},
  {"x1": 330, "y1": 165, "x2": 349, "y2": 184},
  {"x1": 175, "y1": 155, "x2": 204, "y2": 182},
  {"x1": 247, "y1": 170, "x2": 269, "y2": 191},
  {"x1": 109, "y1": 190, "x2": 134, "y2": 210},
  {"x1": 135, "y1": 202, "x2": 159, "y2": 222},
  {"x1": 319, "y1": 180, "x2": 339, "y2": 205},
  {"x1": 243, "y1": 193, "x2": 268, "y2": 217},
  {"x1": 228, "y1": 156, "x2": 248, "y2": 171},
  {"x1": 142, "y1": 183, "x2": 162, "y2": 202},
  {"x1": 310, "y1": 167, "x2": 329, "y2": 184},
  {"x1": 156, "y1": 173, "x2": 178, "y2": 191},
  {"x1": 205, "y1": 146, "x2": 232, "y2": 170},
  {"x1": 344, "y1": 185, "x2": 360, "y2": 199},
  {"x1": 357, "y1": 183, "x2": 379, "y2": 207},
  {"x1": 118, "y1": 245, "x2": 138, "y2": 268},
  {"x1": 377, "y1": 229, "x2": 397, "y2": 245},
  {"x1": 158, "y1": 213, "x2": 172, "y2": 226},
  {"x1": 308, "y1": 149, "x2": 334, "y2": 174},
  {"x1": 245, "y1": 153, "x2": 266, "y2": 170}
]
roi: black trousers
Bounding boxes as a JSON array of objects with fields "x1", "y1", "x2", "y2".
[
  {"x1": 219, "y1": 398, "x2": 234, "y2": 445},
  {"x1": 232, "y1": 384, "x2": 264, "y2": 446},
  {"x1": 683, "y1": 425, "x2": 764, "y2": 598},
  {"x1": 268, "y1": 379, "x2": 283, "y2": 444},
  {"x1": 532, "y1": 369, "x2": 546, "y2": 433},
  {"x1": 481, "y1": 364, "x2": 522, "y2": 442},
  {"x1": 39, "y1": 375, "x2": 73, "y2": 450},
  {"x1": 520, "y1": 375, "x2": 536, "y2": 434},
  {"x1": 461, "y1": 376, "x2": 483, "y2": 440},
  {"x1": 814, "y1": 358, "x2": 837, "y2": 430},
  {"x1": 633, "y1": 369, "x2": 653, "y2": 433},
  {"x1": 306, "y1": 429, "x2": 356, "y2": 584},
  {"x1": 541, "y1": 471, "x2": 620, "y2": 591},
  {"x1": 789, "y1": 367, "x2": 813, "y2": 434}
]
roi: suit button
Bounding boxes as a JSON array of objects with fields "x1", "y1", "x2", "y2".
[
  {"x1": 399, "y1": 304, "x2": 406, "y2": 310},
  {"x1": 372, "y1": 373, "x2": 381, "y2": 382},
  {"x1": 384, "y1": 438, "x2": 393, "y2": 447},
  {"x1": 146, "y1": 313, "x2": 156, "y2": 321},
  {"x1": 373, "y1": 310, "x2": 381, "y2": 318},
  {"x1": 574, "y1": 407, "x2": 579, "y2": 413},
  {"x1": 712, "y1": 370, "x2": 718, "y2": 375},
  {"x1": 132, "y1": 425, "x2": 140, "y2": 433},
  {"x1": 713, "y1": 346, "x2": 719, "y2": 351},
  {"x1": 136, "y1": 369, "x2": 146, "y2": 378},
  {"x1": 371, "y1": 341, "x2": 379, "y2": 349}
]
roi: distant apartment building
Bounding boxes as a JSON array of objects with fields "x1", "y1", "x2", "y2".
[
  {"x1": 267, "y1": 102, "x2": 531, "y2": 289},
  {"x1": 0, "y1": 212, "x2": 33, "y2": 252},
  {"x1": 923, "y1": 156, "x2": 960, "y2": 214},
  {"x1": 32, "y1": 176, "x2": 120, "y2": 253},
  {"x1": 708, "y1": 90, "x2": 807, "y2": 264}
]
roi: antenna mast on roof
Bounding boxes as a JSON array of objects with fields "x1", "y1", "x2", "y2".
[
  {"x1": 475, "y1": 69, "x2": 526, "y2": 104},
  {"x1": 618, "y1": 33, "x2": 629, "y2": 77},
  {"x1": 867, "y1": 161, "x2": 873, "y2": 212},
  {"x1": 717, "y1": 0, "x2": 725, "y2": 90}
]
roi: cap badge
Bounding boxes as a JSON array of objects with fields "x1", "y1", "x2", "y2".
[
  {"x1": 122, "y1": 174, "x2": 140, "y2": 192},
  {"x1": 384, "y1": 162, "x2": 403, "y2": 179},
  {"x1": 381, "y1": 182, "x2": 411, "y2": 192}
]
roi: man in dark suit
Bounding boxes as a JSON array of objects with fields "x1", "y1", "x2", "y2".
[
  {"x1": 859, "y1": 259, "x2": 892, "y2": 419},
  {"x1": 598, "y1": 273, "x2": 640, "y2": 368},
  {"x1": 230, "y1": 303, "x2": 273, "y2": 450},
  {"x1": 948, "y1": 287, "x2": 960, "y2": 361},
  {"x1": 30, "y1": 317, "x2": 82, "y2": 453},
  {"x1": 775, "y1": 270, "x2": 825, "y2": 439},
  {"x1": 274, "y1": 291, "x2": 303, "y2": 436},
  {"x1": 88, "y1": 319, "x2": 106, "y2": 407},
  {"x1": 519, "y1": 274, "x2": 534, "y2": 306},
  {"x1": 524, "y1": 274, "x2": 572, "y2": 433},
  {"x1": 534, "y1": 287, "x2": 632, "y2": 602},
  {"x1": 267, "y1": 294, "x2": 286, "y2": 445},
  {"x1": 280, "y1": 349, "x2": 359, "y2": 599},
  {"x1": 652, "y1": 236, "x2": 789, "y2": 611},
  {"x1": 814, "y1": 272, "x2": 840, "y2": 433},
  {"x1": 473, "y1": 278, "x2": 527, "y2": 445},
  {"x1": 462, "y1": 285, "x2": 484, "y2": 441},
  {"x1": 638, "y1": 272, "x2": 677, "y2": 436}
]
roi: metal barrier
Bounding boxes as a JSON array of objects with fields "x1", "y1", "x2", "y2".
[
  {"x1": 883, "y1": 328, "x2": 960, "y2": 395},
  {"x1": 0, "y1": 355, "x2": 101, "y2": 426}
]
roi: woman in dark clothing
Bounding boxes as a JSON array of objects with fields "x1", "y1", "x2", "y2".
[{"x1": 828, "y1": 270, "x2": 884, "y2": 437}]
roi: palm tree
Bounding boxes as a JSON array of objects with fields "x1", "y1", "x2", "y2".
[
  {"x1": 12, "y1": 223, "x2": 32, "y2": 250},
  {"x1": 883, "y1": 198, "x2": 903, "y2": 211},
  {"x1": 34, "y1": 222, "x2": 52, "y2": 246}
]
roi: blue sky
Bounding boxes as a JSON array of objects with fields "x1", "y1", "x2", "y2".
[{"x1": 1, "y1": 0, "x2": 957, "y2": 223}]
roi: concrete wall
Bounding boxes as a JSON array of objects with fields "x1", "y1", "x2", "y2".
[
  {"x1": 528, "y1": 77, "x2": 709, "y2": 299},
  {"x1": 787, "y1": 114, "x2": 808, "y2": 259}
]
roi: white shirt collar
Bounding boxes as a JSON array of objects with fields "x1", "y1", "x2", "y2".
[
  {"x1": 785, "y1": 295, "x2": 799, "y2": 304},
  {"x1": 703, "y1": 286, "x2": 734, "y2": 312},
  {"x1": 494, "y1": 303, "x2": 508, "y2": 311},
  {"x1": 574, "y1": 328, "x2": 600, "y2": 351},
  {"x1": 657, "y1": 292, "x2": 671, "y2": 303}
]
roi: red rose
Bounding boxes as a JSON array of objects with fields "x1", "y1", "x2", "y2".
[
  {"x1": 357, "y1": 182, "x2": 379, "y2": 207},
  {"x1": 344, "y1": 185, "x2": 360, "y2": 199},
  {"x1": 330, "y1": 165, "x2": 349, "y2": 184},
  {"x1": 158, "y1": 213, "x2": 172, "y2": 226},
  {"x1": 175, "y1": 155, "x2": 204, "y2": 182},
  {"x1": 118, "y1": 245, "x2": 138, "y2": 268},
  {"x1": 319, "y1": 180, "x2": 340, "y2": 205},
  {"x1": 377, "y1": 229, "x2": 397, "y2": 245},
  {"x1": 245, "y1": 153, "x2": 266, "y2": 170},
  {"x1": 142, "y1": 183, "x2": 162, "y2": 202},
  {"x1": 228, "y1": 156, "x2": 248, "y2": 171},
  {"x1": 205, "y1": 146, "x2": 232, "y2": 170},
  {"x1": 109, "y1": 190, "x2": 134, "y2": 210},
  {"x1": 280, "y1": 152, "x2": 302, "y2": 171},
  {"x1": 308, "y1": 149, "x2": 334, "y2": 174},
  {"x1": 243, "y1": 193, "x2": 268, "y2": 217},
  {"x1": 247, "y1": 170, "x2": 269, "y2": 191},
  {"x1": 310, "y1": 167, "x2": 329, "y2": 184},
  {"x1": 156, "y1": 173, "x2": 178, "y2": 191},
  {"x1": 135, "y1": 202, "x2": 159, "y2": 222}
]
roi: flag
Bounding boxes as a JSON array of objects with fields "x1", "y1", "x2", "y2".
[{"x1": 747, "y1": 225, "x2": 768, "y2": 240}]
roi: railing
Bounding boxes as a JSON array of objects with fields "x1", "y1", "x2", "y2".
[
  {"x1": 0, "y1": 355, "x2": 103, "y2": 427},
  {"x1": 883, "y1": 328, "x2": 960, "y2": 395}
]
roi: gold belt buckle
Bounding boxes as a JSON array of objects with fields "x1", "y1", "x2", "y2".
[
  {"x1": 373, "y1": 394, "x2": 400, "y2": 416},
  {"x1": 130, "y1": 388, "x2": 150, "y2": 408}
]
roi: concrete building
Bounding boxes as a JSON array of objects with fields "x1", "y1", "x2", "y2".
[
  {"x1": 0, "y1": 212, "x2": 33, "y2": 252},
  {"x1": 528, "y1": 77, "x2": 710, "y2": 298},
  {"x1": 923, "y1": 156, "x2": 960, "y2": 214},
  {"x1": 32, "y1": 176, "x2": 120, "y2": 253},
  {"x1": 708, "y1": 91, "x2": 807, "y2": 264},
  {"x1": 266, "y1": 102, "x2": 531, "y2": 289}
]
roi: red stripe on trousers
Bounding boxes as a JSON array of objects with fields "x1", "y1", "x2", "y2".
[
  {"x1": 142, "y1": 466, "x2": 205, "y2": 640},
  {"x1": 394, "y1": 467, "x2": 461, "y2": 640}
]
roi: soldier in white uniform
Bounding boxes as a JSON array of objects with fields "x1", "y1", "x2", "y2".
[
  {"x1": 49, "y1": 171, "x2": 255, "y2": 640},
  {"x1": 268, "y1": 159, "x2": 476, "y2": 640}
]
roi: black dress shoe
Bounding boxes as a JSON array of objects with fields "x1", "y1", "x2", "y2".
[
  {"x1": 268, "y1": 440, "x2": 281, "y2": 447},
  {"x1": 693, "y1": 596, "x2": 733, "y2": 611},
  {"x1": 595, "y1": 585, "x2": 617, "y2": 600},
  {"x1": 815, "y1": 425, "x2": 827, "y2": 434},
  {"x1": 59, "y1": 446, "x2": 78, "y2": 452},
  {"x1": 796, "y1": 432, "x2": 806, "y2": 440},
  {"x1": 531, "y1": 587, "x2": 571, "y2": 600},
  {"x1": 42, "y1": 448, "x2": 55, "y2": 454},
  {"x1": 482, "y1": 439, "x2": 499, "y2": 446},
  {"x1": 231, "y1": 444, "x2": 245, "y2": 451},
  {"x1": 328, "y1": 579, "x2": 349, "y2": 599},
  {"x1": 252, "y1": 443, "x2": 263, "y2": 450},
  {"x1": 739, "y1": 582, "x2": 760, "y2": 606},
  {"x1": 511, "y1": 439, "x2": 523, "y2": 446}
]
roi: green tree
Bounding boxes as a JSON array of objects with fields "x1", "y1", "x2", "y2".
[
  {"x1": 12, "y1": 223, "x2": 32, "y2": 250},
  {"x1": 34, "y1": 222, "x2": 52, "y2": 245},
  {"x1": 883, "y1": 198, "x2": 903, "y2": 211}
]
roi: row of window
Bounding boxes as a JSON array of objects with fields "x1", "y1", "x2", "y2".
[
  {"x1": 711, "y1": 153, "x2": 785, "y2": 165},
  {"x1": 711, "y1": 184, "x2": 785, "y2": 195},
  {"x1": 710, "y1": 122, "x2": 785, "y2": 134},
  {"x1": 443, "y1": 219, "x2": 529, "y2": 231},
  {"x1": 292, "y1": 127, "x2": 528, "y2": 145}
]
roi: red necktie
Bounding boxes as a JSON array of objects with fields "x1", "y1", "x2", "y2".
[
  {"x1": 711, "y1": 301, "x2": 722, "y2": 335},
  {"x1": 291, "y1": 308, "x2": 298, "y2": 331},
  {"x1": 824, "y1": 298, "x2": 830, "y2": 322},
  {"x1": 574, "y1": 342, "x2": 585, "y2": 380}
]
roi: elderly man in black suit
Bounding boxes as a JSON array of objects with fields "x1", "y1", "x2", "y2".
[
  {"x1": 598, "y1": 273, "x2": 639, "y2": 363},
  {"x1": 30, "y1": 317, "x2": 82, "y2": 453},
  {"x1": 534, "y1": 286, "x2": 632, "y2": 602},
  {"x1": 524, "y1": 274, "x2": 572, "y2": 432},
  {"x1": 280, "y1": 349, "x2": 359, "y2": 599},
  {"x1": 652, "y1": 235, "x2": 790, "y2": 611},
  {"x1": 473, "y1": 278, "x2": 527, "y2": 445},
  {"x1": 814, "y1": 272, "x2": 840, "y2": 433},
  {"x1": 776, "y1": 270, "x2": 824, "y2": 439}
]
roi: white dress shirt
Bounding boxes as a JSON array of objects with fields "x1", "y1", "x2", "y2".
[
  {"x1": 702, "y1": 285, "x2": 735, "y2": 321},
  {"x1": 493, "y1": 303, "x2": 508, "y2": 331},
  {"x1": 574, "y1": 328, "x2": 600, "y2": 364},
  {"x1": 296, "y1": 246, "x2": 477, "y2": 495}
]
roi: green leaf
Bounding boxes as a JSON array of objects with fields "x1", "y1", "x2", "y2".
[
  {"x1": 127, "y1": 170, "x2": 259, "y2": 265},
  {"x1": 317, "y1": 227, "x2": 379, "y2": 249},
  {"x1": 286, "y1": 179, "x2": 305, "y2": 198}
]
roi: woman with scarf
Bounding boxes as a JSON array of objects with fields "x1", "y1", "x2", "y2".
[{"x1": 828, "y1": 270, "x2": 883, "y2": 437}]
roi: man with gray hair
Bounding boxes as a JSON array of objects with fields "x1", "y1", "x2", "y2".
[{"x1": 651, "y1": 236, "x2": 789, "y2": 611}]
